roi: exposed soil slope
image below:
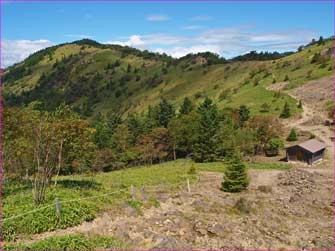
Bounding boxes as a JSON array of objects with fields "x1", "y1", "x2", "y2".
[
  {"x1": 268, "y1": 76, "x2": 334, "y2": 153},
  {"x1": 12, "y1": 168, "x2": 334, "y2": 250}
]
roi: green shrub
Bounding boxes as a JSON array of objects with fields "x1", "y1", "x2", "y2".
[
  {"x1": 3, "y1": 201, "x2": 97, "y2": 241},
  {"x1": 234, "y1": 198, "x2": 251, "y2": 214},
  {"x1": 297, "y1": 100, "x2": 303, "y2": 109},
  {"x1": 187, "y1": 164, "x2": 197, "y2": 174},
  {"x1": 265, "y1": 138, "x2": 284, "y2": 156},
  {"x1": 128, "y1": 199, "x2": 143, "y2": 211},
  {"x1": 260, "y1": 103, "x2": 270, "y2": 113},
  {"x1": 148, "y1": 197, "x2": 160, "y2": 208}
]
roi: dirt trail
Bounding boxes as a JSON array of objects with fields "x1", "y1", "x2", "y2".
[
  {"x1": 11, "y1": 169, "x2": 334, "y2": 250},
  {"x1": 268, "y1": 76, "x2": 334, "y2": 153}
]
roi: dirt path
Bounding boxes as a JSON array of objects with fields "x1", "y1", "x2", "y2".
[
  {"x1": 10, "y1": 168, "x2": 334, "y2": 250},
  {"x1": 267, "y1": 76, "x2": 334, "y2": 153},
  {"x1": 288, "y1": 92, "x2": 333, "y2": 151}
]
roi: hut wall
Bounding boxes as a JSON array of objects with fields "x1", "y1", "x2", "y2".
[
  {"x1": 286, "y1": 146, "x2": 298, "y2": 161},
  {"x1": 286, "y1": 146, "x2": 314, "y2": 165},
  {"x1": 312, "y1": 149, "x2": 325, "y2": 163}
]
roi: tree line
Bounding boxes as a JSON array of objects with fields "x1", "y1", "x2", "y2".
[{"x1": 4, "y1": 97, "x2": 286, "y2": 202}]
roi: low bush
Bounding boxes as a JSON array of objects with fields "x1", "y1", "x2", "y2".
[{"x1": 234, "y1": 198, "x2": 251, "y2": 214}]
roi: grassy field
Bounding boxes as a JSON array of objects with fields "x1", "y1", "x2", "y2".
[{"x1": 3, "y1": 159, "x2": 291, "y2": 243}]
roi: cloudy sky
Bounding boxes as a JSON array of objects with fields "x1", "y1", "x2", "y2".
[{"x1": 2, "y1": 1, "x2": 334, "y2": 68}]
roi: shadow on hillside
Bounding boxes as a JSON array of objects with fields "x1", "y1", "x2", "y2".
[
  {"x1": 57, "y1": 179, "x2": 101, "y2": 190},
  {"x1": 2, "y1": 180, "x2": 32, "y2": 197}
]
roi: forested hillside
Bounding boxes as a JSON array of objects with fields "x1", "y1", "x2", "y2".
[{"x1": 3, "y1": 37, "x2": 333, "y2": 118}]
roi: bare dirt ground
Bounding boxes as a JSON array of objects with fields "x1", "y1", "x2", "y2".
[
  {"x1": 268, "y1": 76, "x2": 334, "y2": 153},
  {"x1": 16, "y1": 168, "x2": 333, "y2": 250}
]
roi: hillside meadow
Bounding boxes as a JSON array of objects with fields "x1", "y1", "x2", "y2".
[
  {"x1": 3, "y1": 39, "x2": 333, "y2": 118},
  {"x1": 3, "y1": 159, "x2": 291, "y2": 245}
]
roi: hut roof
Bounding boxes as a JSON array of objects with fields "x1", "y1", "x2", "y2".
[{"x1": 295, "y1": 139, "x2": 326, "y2": 153}]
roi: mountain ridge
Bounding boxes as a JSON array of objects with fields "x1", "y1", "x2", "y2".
[{"x1": 3, "y1": 37, "x2": 333, "y2": 118}]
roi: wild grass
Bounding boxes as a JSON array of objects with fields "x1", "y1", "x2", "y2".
[
  {"x1": 3, "y1": 234, "x2": 130, "y2": 250},
  {"x1": 2, "y1": 158, "x2": 291, "y2": 242}
]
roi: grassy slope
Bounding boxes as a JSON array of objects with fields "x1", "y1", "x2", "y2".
[
  {"x1": 3, "y1": 40, "x2": 333, "y2": 118},
  {"x1": 3, "y1": 159, "x2": 291, "y2": 242}
]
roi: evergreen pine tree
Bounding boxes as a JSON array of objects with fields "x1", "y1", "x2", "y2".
[
  {"x1": 221, "y1": 151, "x2": 249, "y2": 192},
  {"x1": 286, "y1": 128, "x2": 298, "y2": 141},
  {"x1": 193, "y1": 98, "x2": 220, "y2": 162},
  {"x1": 127, "y1": 63, "x2": 131, "y2": 73},
  {"x1": 180, "y1": 97, "x2": 194, "y2": 115},
  {"x1": 317, "y1": 36, "x2": 324, "y2": 46},
  {"x1": 157, "y1": 98, "x2": 175, "y2": 127},
  {"x1": 280, "y1": 102, "x2": 291, "y2": 118}
]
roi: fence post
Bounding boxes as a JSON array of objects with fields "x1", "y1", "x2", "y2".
[
  {"x1": 187, "y1": 178, "x2": 191, "y2": 193},
  {"x1": 55, "y1": 197, "x2": 61, "y2": 216},
  {"x1": 131, "y1": 184, "x2": 135, "y2": 200}
]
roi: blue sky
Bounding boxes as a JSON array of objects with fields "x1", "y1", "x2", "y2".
[{"x1": 2, "y1": 1, "x2": 334, "y2": 67}]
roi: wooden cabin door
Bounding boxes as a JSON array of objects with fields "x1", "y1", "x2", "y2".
[{"x1": 297, "y1": 151, "x2": 302, "y2": 161}]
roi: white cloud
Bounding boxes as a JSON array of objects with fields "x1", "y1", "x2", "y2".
[
  {"x1": 1, "y1": 39, "x2": 54, "y2": 68},
  {"x1": 154, "y1": 44, "x2": 222, "y2": 58},
  {"x1": 107, "y1": 35, "x2": 147, "y2": 49},
  {"x1": 105, "y1": 27, "x2": 315, "y2": 59},
  {"x1": 146, "y1": 14, "x2": 169, "y2": 21},
  {"x1": 2, "y1": 27, "x2": 315, "y2": 68},
  {"x1": 106, "y1": 34, "x2": 185, "y2": 49},
  {"x1": 182, "y1": 25, "x2": 203, "y2": 30}
]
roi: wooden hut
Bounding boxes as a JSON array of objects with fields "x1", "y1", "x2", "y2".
[{"x1": 286, "y1": 139, "x2": 326, "y2": 165}]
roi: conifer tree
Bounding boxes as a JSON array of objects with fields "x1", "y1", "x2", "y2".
[
  {"x1": 179, "y1": 97, "x2": 194, "y2": 115},
  {"x1": 193, "y1": 98, "x2": 220, "y2": 162},
  {"x1": 287, "y1": 128, "x2": 298, "y2": 141},
  {"x1": 221, "y1": 151, "x2": 249, "y2": 192},
  {"x1": 238, "y1": 105, "x2": 250, "y2": 126},
  {"x1": 317, "y1": 36, "x2": 324, "y2": 46},
  {"x1": 280, "y1": 102, "x2": 291, "y2": 118},
  {"x1": 157, "y1": 98, "x2": 175, "y2": 128}
]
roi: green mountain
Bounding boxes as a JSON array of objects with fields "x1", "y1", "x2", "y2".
[{"x1": 3, "y1": 38, "x2": 333, "y2": 118}]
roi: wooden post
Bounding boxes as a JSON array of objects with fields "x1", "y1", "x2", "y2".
[
  {"x1": 55, "y1": 197, "x2": 61, "y2": 216},
  {"x1": 131, "y1": 185, "x2": 135, "y2": 200},
  {"x1": 187, "y1": 178, "x2": 191, "y2": 193}
]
